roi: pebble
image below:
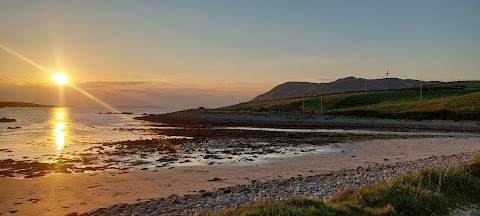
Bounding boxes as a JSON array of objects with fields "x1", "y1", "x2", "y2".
[{"x1": 80, "y1": 152, "x2": 478, "y2": 216}]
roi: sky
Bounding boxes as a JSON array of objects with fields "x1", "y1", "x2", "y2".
[{"x1": 1, "y1": 0, "x2": 479, "y2": 108}]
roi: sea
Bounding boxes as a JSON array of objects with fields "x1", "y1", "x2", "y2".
[{"x1": 0, "y1": 106, "x2": 179, "y2": 162}]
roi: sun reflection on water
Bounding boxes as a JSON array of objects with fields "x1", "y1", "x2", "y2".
[
  {"x1": 53, "y1": 108, "x2": 68, "y2": 151},
  {"x1": 56, "y1": 112, "x2": 65, "y2": 120}
]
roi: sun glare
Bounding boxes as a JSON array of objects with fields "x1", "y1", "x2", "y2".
[{"x1": 52, "y1": 73, "x2": 68, "y2": 85}]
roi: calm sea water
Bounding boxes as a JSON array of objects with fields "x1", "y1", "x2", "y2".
[{"x1": 0, "y1": 107, "x2": 179, "y2": 162}]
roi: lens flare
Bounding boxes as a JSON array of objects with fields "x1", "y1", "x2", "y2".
[
  {"x1": 52, "y1": 73, "x2": 68, "y2": 85},
  {"x1": 1, "y1": 42, "x2": 122, "y2": 113}
]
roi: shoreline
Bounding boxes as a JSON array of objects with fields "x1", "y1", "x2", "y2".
[
  {"x1": 82, "y1": 152, "x2": 479, "y2": 216},
  {"x1": 136, "y1": 110, "x2": 480, "y2": 132},
  {"x1": 1, "y1": 128, "x2": 431, "y2": 179},
  {"x1": 1, "y1": 137, "x2": 479, "y2": 215}
]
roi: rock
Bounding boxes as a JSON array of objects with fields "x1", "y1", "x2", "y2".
[
  {"x1": 1, "y1": 159, "x2": 15, "y2": 164},
  {"x1": 0, "y1": 117, "x2": 16, "y2": 122},
  {"x1": 239, "y1": 188, "x2": 251, "y2": 193},
  {"x1": 469, "y1": 211, "x2": 480, "y2": 216},
  {"x1": 208, "y1": 177, "x2": 223, "y2": 182},
  {"x1": 201, "y1": 192, "x2": 213, "y2": 197}
]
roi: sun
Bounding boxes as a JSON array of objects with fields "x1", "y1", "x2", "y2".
[{"x1": 52, "y1": 73, "x2": 68, "y2": 85}]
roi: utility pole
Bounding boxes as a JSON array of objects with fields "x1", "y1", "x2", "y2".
[
  {"x1": 320, "y1": 90, "x2": 323, "y2": 113},
  {"x1": 364, "y1": 79, "x2": 368, "y2": 92},
  {"x1": 420, "y1": 79, "x2": 423, "y2": 101},
  {"x1": 302, "y1": 97, "x2": 305, "y2": 113},
  {"x1": 384, "y1": 70, "x2": 389, "y2": 91}
]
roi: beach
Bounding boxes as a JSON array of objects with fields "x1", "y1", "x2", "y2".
[
  {"x1": 1, "y1": 137, "x2": 479, "y2": 215},
  {"x1": 2, "y1": 1, "x2": 480, "y2": 215}
]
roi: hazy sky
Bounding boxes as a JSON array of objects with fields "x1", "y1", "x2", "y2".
[{"x1": 1, "y1": 0, "x2": 479, "y2": 108}]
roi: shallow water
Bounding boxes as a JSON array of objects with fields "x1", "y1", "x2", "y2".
[
  {"x1": 0, "y1": 107, "x2": 340, "y2": 178},
  {"x1": 0, "y1": 107, "x2": 178, "y2": 162}
]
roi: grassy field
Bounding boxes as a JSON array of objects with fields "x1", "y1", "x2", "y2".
[
  {"x1": 202, "y1": 155, "x2": 480, "y2": 216},
  {"x1": 222, "y1": 81, "x2": 480, "y2": 120}
]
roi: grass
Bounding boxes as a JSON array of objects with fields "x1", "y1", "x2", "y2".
[
  {"x1": 443, "y1": 80, "x2": 480, "y2": 88},
  {"x1": 327, "y1": 92, "x2": 480, "y2": 120},
  {"x1": 202, "y1": 154, "x2": 480, "y2": 216},
  {"x1": 221, "y1": 87, "x2": 480, "y2": 120}
]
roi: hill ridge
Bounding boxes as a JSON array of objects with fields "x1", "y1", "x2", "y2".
[{"x1": 252, "y1": 77, "x2": 440, "y2": 102}]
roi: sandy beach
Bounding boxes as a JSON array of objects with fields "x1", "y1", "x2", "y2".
[{"x1": 1, "y1": 137, "x2": 479, "y2": 215}]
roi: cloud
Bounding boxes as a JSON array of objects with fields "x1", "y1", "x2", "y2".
[
  {"x1": 76, "y1": 81, "x2": 152, "y2": 86},
  {"x1": 0, "y1": 82, "x2": 259, "y2": 108},
  {"x1": 73, "y1": 80, "x2": 173, "y2": 88}
]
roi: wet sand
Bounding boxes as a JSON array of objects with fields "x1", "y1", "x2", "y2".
[
  {"x1": 1, "y1": 129, "x2": 423, "y2": 178},
  {"x1": 0, "y1": 137, "x2": 479, "y2": 215}
]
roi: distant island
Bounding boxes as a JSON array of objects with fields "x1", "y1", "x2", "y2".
[{"x1": 0, "y1": 102, "x2": 54, "y2": 108}]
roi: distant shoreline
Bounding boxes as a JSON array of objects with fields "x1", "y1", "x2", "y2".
[
  {"x1": 0, "y1": 102, "x2": 55, "y2": 108},
  {"x1": 136, "y1": 109, "x2": 480, "y2": 133}
]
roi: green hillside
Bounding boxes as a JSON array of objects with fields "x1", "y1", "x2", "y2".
[{"x1": 222, "y1": 81, "x2": 480, "y2": 120}]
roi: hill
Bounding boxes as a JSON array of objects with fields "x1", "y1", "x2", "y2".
[
  {"x1": 252, "y1": 77, "x2": 441, "y2": 102},
  {"x1": 0, "y1": 102, "x2": 54, "y2": 108},
  {"x1": 222, "y1": 81, "x2": 480, "y2": 120}
]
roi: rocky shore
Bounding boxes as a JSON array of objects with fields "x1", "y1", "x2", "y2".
[
  {"x1": 136, "y1": 110, "x2": 480, "y2": 132},
  {"x1": 78, "y1": 152, "x2": 478, "y2": 216},
  {"x1": 1, "y1": 128, "x2": 421, "y2": 178}
]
